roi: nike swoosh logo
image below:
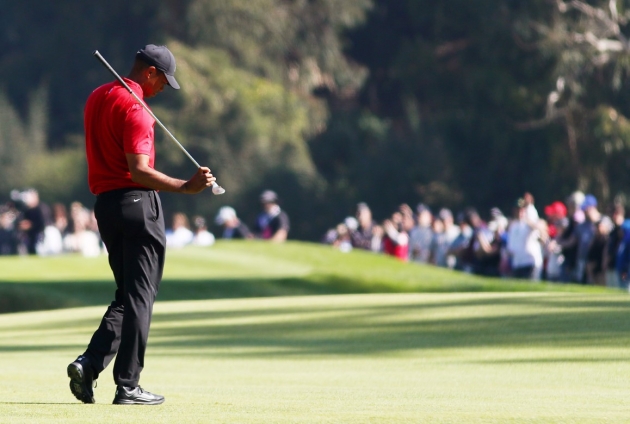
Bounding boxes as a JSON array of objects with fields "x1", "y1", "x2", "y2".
[{"x1": 134, "y1": 198, "x2": 141, "y2": 202}]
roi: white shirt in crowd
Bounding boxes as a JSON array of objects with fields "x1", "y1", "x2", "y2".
[
  {"x1": 507, "y1": 219, "x2": 543, "y2": 270},
  {"x1": 166, "y1": 227, "x2": 194, "y2": 248},
  {"x1": 193, "y1": 230, "x2": 215, "y2": 247}
]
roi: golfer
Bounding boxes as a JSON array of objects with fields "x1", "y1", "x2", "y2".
[{"x1": 67, "y1": 44, "x2": 216, "y2": 405}]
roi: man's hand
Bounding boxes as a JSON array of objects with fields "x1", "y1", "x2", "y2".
[
  {"x1": 127, "y1": 154, "x2": 217, "y2": 194},
  {"x1": 183, "y1": 167, "x2": 216, "y2": 194}
]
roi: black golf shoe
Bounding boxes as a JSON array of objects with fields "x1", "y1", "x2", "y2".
[
  {"x1": 67, "y1": 355, "x2": 95, "y2": 404},
  {"x1": 113, "y1": 386, "x2": 165, "y2": 405}
]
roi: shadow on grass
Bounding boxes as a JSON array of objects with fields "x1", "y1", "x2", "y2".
[
  {"x1": 0, "y1": 273, "x2": 585, "y2": 314},
  {"x1": 0, "y1": 276, "x2": 385, "y2": 314},
  {"x1": 1, "y1": 294, "x2": 630, "y2": 360},
  {"x1": 144, "y1": 294, "x2": 630, "y2": 359}
]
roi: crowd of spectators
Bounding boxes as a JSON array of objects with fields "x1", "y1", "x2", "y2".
[
  {"x1": 322, "y1": 191, "x2": 630, "y2": 289},
  {"x1": 0, "y1": 188, "x2": 291, "y2": 257},
  {"x1": 6, "y1": 185, "x2": 629, "y2": 290},
  {"x1": 0, "y1": 189, "x2": 102, "y2": 257}
]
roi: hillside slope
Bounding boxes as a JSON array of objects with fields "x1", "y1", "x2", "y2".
[{"x1": 0, "y1": 241, "x2": 612, "y2": 313}]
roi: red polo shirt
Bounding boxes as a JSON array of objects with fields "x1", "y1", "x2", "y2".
[{"x1": 84, "y1": 78, "x2": 155, "y2": 195}]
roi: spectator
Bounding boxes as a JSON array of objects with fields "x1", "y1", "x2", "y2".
[
  {"x1": 586, "y1": 216, "x2": 613, "y2": 286},
  {"x1": 616, "y1": 218, "x2": 630, "y2": 289},
  {"x1": 215, "y1": 206, "x2": 253, "y2": 239},
  {"x1": 52, "y1": 202, "x2": 71, "y2": 237},
  {"x1": 472, "y1": 209, "x2": 507, "y2": 277},
  {"x1": 0, "y1": 205, "x2": 18, "y2": 255},
  {"x1": 255, "y1": 190, "x2": 290, "y2": 242},
  {"x1": 382, "y1": 212, "x2": 409, "y2": 261},
  {"x1": 575, "y1": 194, "x2": 601, "y2": 284},
  {"x1": 191, "y1": 216, "x2": 215, "y2": 247},
  {"x1": 507, "y1": 198, "x2": 543, "y2": 280},
  {"x1": 36, "y1": 201, "x2": 68, "y2": 256},
  {"x1": 460, "y1": 207, "x2": 486, "y2": 274},
  {"x1": 63, "y1": 202, "x2": 101, "y2": 257},
  {"x1": 166, "y1": 212, "x2": 194, "y2": 248},
  {"x1": 350, "y1": 202, "x2": 376, "y2": 250},
  {"x1": 429, "y1": 217, "x2": 450, "y2": 267},
  {"x1": 371, "y1": 224, "x2": 384, "y2": 253},
  {"x1": 448, "y1": 212, "x2": 473, "y2": 271},
  {"x1": 333, "y1": 222, "x2": 353, "y2": 252},
  {"x1": 543, "y1": 201, "x2": 568, "y2": 282},
  {"x1": 322, "y1": 226, "x2": 337, "y2": 244},
  {"x1": 438, "y1": 208, "x2": 461, "y2": 268},
  {"x1": 490, "y1": 208, "x2": 511, "y2": 277},
  {"x1": 430, "y1": 208, "x2": 464, "y2": 268},
  {"x1": 344, "y1": 216, "x2": 359, "y2": 234},
  {"x1": 440, "y1": 208, "x2": 461, "y2": 245},
  {"x1": 409, "y1": 204, "x2": 433, "y2": 263},
  {"x1": 324, "y1": 217, "x2": 356, "y2": 253},
  {"x1": 31, "y1": 202, "x2": 71, "y2": 256},
  {"x1": 12, "y1": 188, "x2": 49, "y2": 255},
  {"x1": 523, "y1": 192, "x2": 539, "y2": 223},
  {"x1": 399, "y1": 204, "x2": 416, "y2": 233},
  {"x1": 605, "y1": 204, "x2": 625, "y2": 288},
  {"x1": 37, "y1": 223, "x2": 64, "y2": 256},
  {"x1": 557, "y1": 191, "x2": 585, "y2": 283}
]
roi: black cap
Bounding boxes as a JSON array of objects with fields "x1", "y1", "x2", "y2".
[{"x1": 136, "y1": 44, "x2": 180, "y2": 89}]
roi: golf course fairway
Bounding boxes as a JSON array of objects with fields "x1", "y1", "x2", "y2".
[
  {"x1": 0, "y1": 293, "x2": 630, "y2": 423},
  {"x1": 0, "y1": 242, "x2": 628, "y2": 422}
]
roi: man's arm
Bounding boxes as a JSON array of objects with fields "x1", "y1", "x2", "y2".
[
  {"x1": 270, "y1": 229, "x2": 288, "y2": 242},
  {"x1": 270, "y1": 212, "x2": 290, "y2": 242},
  {"x1": 126, "y1": 153, "x2": 215, "y2": 194},
  {"x1": 237, "y1": 222, "x2": 254, "y2": 239}
]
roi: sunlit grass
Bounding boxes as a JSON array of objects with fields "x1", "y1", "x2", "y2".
[
  {"x1": 0, "y1": 242, "x2": 626, "y2": 422},
  {"x1": 0, "y1": 241, "x2": 612, "y2": 314},
  {"x1": 0, "y1": 293, "x2": 629, "y2": 423}
]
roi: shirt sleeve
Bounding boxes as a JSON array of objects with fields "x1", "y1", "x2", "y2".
[
  {"x1": 278, "y1": 212, "x2": 290, "y2": 231},
  {"x1": 123, "y1": 104, "x2": 154, "y2": 155}
]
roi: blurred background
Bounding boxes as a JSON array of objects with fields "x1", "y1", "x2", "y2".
[{"x1": 1, "y1": 0, "x2": 630, "y2": 241}]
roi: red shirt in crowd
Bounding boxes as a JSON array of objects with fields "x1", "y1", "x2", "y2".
[
  {"x1": 84, "y1": 79, "x2": 155, "y2": 195},
  {"x1": 383, "y1": 236, "x2": 409, "y2": 261}
]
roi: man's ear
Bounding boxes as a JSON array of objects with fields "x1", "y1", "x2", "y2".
[{"x1": 143, "y1": 66, "x2": 157, "y2": 80}]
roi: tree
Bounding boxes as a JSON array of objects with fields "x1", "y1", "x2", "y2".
[
  {"x1": 313, "y1": 0, "x2": 560, "y2": 218},
  {"x1": 518, "y1": 0, "x2": 630, "y2": 202}
]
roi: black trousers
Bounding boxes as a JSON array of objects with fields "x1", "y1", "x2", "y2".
[{"x1": 85, "y1": 188, "x2": 165, "y2": 387}]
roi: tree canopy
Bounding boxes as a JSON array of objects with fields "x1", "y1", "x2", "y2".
[{"x1": 1, "y1": 0, "x2": 630, "y2": 239}]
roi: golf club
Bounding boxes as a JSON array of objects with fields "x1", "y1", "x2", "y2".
[{"x1": 92, "y1": 50, "x2": 225, "y2": 195}]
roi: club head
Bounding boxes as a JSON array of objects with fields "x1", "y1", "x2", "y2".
[{"x1": 212, "y1": 183, "x2": 226, "y2": 195}]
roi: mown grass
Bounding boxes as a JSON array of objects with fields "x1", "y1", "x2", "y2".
[
  {"x1": 1, "y1": 293, "x2": 630, "y2": 423},
  {"x1": 0, "y1": 241, "x2": 612, "y2": 313},
  {"x1": 0, "y1": 241, "x2": 627, "y2": 422}
]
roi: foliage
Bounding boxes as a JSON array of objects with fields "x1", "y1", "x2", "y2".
[
  {"x1": 150, "y1": 42, "x2": 330, "y2": 236},
  {"x1": 311, "y1": 0, "x2": 564, "y2": 216},
  {"x1": 0, "y1": 0, "x2": 375, "y2": 239},
  {"x1": 0, "y1": 85, "x2": 85, "y2": 203},
  {"x1": 512, "y1": 0, "x2": 630, "y2": 201},
  {"x1": 4, "y1": 1, "x2": 630, "y2": 237},
  {"x1": 157, "y1": 42, "x2": 317, "y2": 189},
  {"x1": 184, "y1": 0, "x2": 371, "y2": 93}
]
